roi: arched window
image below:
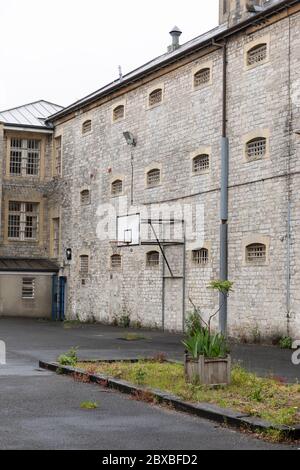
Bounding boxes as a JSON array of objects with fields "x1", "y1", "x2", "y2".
[
  {"x1": 82, "y1": 120, "x2": 92, "y2": 134},
  {"x1": 147, "y1": 169, "x2": 161, "y2": 187},
  {"x1": 194, "y1": 68, "x2": 211, "y2": 88},
  {"x1": 193, "y1": 154, "x2": 210, "y2": 173},
  {"x1": 192, "y1": 248, "x2": 209, "y2": 265},
  {"x1": 246, "y1": 244, "x2": 266, "y2": 263},
  {"x1": 80, "y1": 255, "x2": 89, "y2": 276},
  {"x1": 149, "y1": 89, "x2": 163, "y2": 107},
  {"x1": 111, "y1": 254, "x2": 122, "y2": 269},
  {"x1": 246, "y1": 137, "x2": 266, "y2": 160},
  {"x1": 113, "y1": 105, "x2": 125, "y2": 121},
  {"x1": 247, "y1": 43, "x2": 267, "y2": 66},
  {"x1": 80, "y1": 189, "x2": 90, "y2": 205},
  {"x1": 111, "y1": 179, "x2": 123, "y2": 196},
  {"x1": 146, "y1": 251, "x2": 159, "y2": 267}
]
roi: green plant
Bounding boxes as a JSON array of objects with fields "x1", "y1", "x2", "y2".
[
  {"x1": 208, "y1": 280, "x2": 234, "y2": 294},
  {"x1": 182, "y1": 327, "x2": 229, "y2": 359},
  {"x1": 185, "y1": 310, "x2": 203, "y2": 336},
  {"x1": 134, "y1": 367, "x2": 147, "y2": 385},
  {"x1": 121, "y1": 333, "x2": 146, "y2": 341},
  {"x1": 80, "y1": 401, "x2": 98, "y2": 410},
  {"x1": 279, "y1": 336, "x2": 293, "y2": 350},
  {"x1": 119, "y1": 312, "x2": 131, "y2": 328},
  {"x1": 57, "y1": 347, "x2": 78, "y2": 367}
]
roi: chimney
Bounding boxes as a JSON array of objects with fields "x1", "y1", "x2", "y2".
[{"x1": 168, "y1": 26, "x2": 182, "y2": 52}]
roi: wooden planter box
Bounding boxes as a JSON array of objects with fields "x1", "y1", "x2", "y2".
[{"x1": 184, "y1": 354, "x2": 231, "y2": 386}]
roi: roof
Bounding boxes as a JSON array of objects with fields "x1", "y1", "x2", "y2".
[
  {"x1": 0, "y1": 258, "x2": 59, "y2": 273},
  {"x1": 47, "y1": 0, "x2": 296, "y2": 123},
  {"x1": 0, "y1": 100, "x2": 63, "y2": 129}
]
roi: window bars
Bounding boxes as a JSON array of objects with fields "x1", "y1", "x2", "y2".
[
  {"x1": 192, "y1": 248, "x2": 209, "y2": 265},
  {"x1": 247, "y1": 44, "x2": 267, "y2": 66},
  {"x1": 8, "y1": 202, "x2": 38, "y2": 240},
  {"x1": 147, "y1": 169, "x2": 161, "y2": 187},
  {"x1": 246, "y1": 244, "x2": 266, "y2": 263},
  {"x1": 10, "y1": 138, "x2": 40, "y2": 176},
  {"x1": 193, "y1": 154, "x2": 210, "y2": 173},
  {"x1": 149, "y1": 89, "x2": 163, "y2": 106},
  {"x1": 194, "y1": 68, "x2": 210, "y2": 87},
  {"x1": 246, "y1": 137, "x2": 267, "y2": 160}
]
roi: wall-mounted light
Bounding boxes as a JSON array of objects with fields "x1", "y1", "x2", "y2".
[
  {"x1": 123, "y1": 131, "x2": 136, "y2": 147},
  {"x1": 66, "y1": 248, "x2": 72, "y2": 261}
]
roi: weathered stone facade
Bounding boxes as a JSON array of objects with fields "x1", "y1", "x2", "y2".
[{"x1": 48, "y1": 2, "x2": 300, "y2": 340}]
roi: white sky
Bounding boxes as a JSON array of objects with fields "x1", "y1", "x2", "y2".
[{"x1": 0, "y1": 0, "x2": 219, "y2": 111}]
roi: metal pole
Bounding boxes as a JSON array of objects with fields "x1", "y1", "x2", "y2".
[
  {"x1": 219, "y1": 41, "x2": 229, "y2": 336},
  {"x1": 182, "y1": 222, "x2": 186, "y2": 333}
]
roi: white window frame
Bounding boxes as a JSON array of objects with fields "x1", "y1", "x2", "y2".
[
  {"x1": 10, "y1": 138, "x2": 40, "y2": 177},
  {"x1": 8, "y1": 202, "x2": 39, "y2": 241}
]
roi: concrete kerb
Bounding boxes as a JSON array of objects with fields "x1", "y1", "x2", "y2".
[{"x1": 39, "y1": 359, "x2": 300, "y2": 441}]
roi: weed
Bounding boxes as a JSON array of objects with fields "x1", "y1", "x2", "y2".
[
  {"x1": 121, "y1": 333, "x2": 146, "y2": 341},
  {"x1": 134, "y1": 367, "x2": 147, "y2": 385},
  {"x1": 151, "y1": 352, "x2": 167, "y2": 363},
  {"x1": 57, "y1": 347, "x2": 78, "y2": 367},
  {"x1": 279, "y1": 336, "x2": 293, "y2": 350},
  {"x1": 80, "y1": 401, "x2": 98, "y2": 410}
]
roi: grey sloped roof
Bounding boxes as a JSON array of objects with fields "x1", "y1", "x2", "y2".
[
  {"x1": 47, "y1": 0, "x2": 293, "y2": 122},
  {"x1": 0, "y1": 258, "x2": 59, "y2": 273},
  {"x1": 0, "y1": 100, "x2": 63, "y2": 128}
]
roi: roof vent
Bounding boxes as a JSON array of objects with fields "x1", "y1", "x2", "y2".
[{"x1": 168, "y1": 26, "x2": 182, "y2": 52}]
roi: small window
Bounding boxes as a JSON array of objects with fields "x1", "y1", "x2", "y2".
[
  {"x1": 111, "y1": 254, "x2": 122, "y2": 269},
  {"x1": 22, "y1": 278, "x2": 35, "y2": 299},
  {"x1": 146, "y1": 251, "x2": 160, "y2": 267},
  {"x1": 192, "y1": 248, "x2": 209, "y2": 265},
  {"x1": 82, "y1": 120, "x2": 92, "y2": 135},
  {"x1": 193, "y1": 154, "x2": 210, "y2": 173},
  {"x1": 247, "y1": 43, "x2": 267, "y2": 66},
  {"x1": 54, "y1": 136, "x2": 62, "y2": 176},
  {"x1": 113, "y1": 105, "x2": 125, "y2": 121},
  {"x1": 80, "y1": 255, "x2": 89, "y2": 276},
  {"x1": 246, "y1": 137, "x2": 266, "y2": 160},
  {"x1": 194, "y1": 68, "x2": 211, "y2": 88},
  {"x1": 147, "y1": 169, "x2": 161, "y2": 187},
  {"x1": 149, "y1": 89, "x2": 163, "y2": 107},
  {"x1": 111, "y1": 179, "x2": 123, "y2": 196},
  {"x1": 80, "y1": 189, "x2": 90, "y2": 205},
  {"x1": 246, "y1": 243, "x2": 266, "y2": 263}
]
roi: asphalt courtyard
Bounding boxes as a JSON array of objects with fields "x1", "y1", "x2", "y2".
[{"x1": 0, "y1": 318, "x2": 299, "y2": 450}]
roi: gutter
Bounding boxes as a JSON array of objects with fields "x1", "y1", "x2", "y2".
[
  {"x1": 46, "y1": 0, "x2": 299, "y2": 123},
  {"x1": 3, "y1": 123, "x2": 54, "y2": 134}
]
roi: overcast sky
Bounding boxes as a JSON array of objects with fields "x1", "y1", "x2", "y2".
[{"x1": 0, "y1": 0, "x2": 219, "y2": 111}]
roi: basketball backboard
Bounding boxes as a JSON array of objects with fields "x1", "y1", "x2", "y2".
[{"x1": 117, "y1": 214, "x2": 140, "y2": 246}]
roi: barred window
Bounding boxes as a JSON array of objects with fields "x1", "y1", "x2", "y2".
[
  {"x1": 111, "y1": 180, "x2": 123, "y2": 196},
  {"x1": 247, "y1": 43, "x2": 267, "y2": 66},
  {"x1": 146, "y1": 251, "x2": 159, "y2": 267},
  {"x1": 80, "y1": 255, "x2": 89, "y2": 276},
  {"x1": 193, "y1": 154, "x2": 210, "y2": 173},
  {"x1": 80, "y1": 189, "x2": 90, "y2": 205},
  {"x1": 22, "y1": 278, "x2": 35, "y2": 299},
  {"x1": 149, "y1": 89, "x2": 163, "y2": 106},
  {"x1": 55, "y1": 136, "x2": 62, "y2": 176},
  {"x1": 113, "y1": 105, "x2": 125, "y2": 121},
  {"x1": 246, "y1": 244, "x2": 266, "y2": 263},
  {"x1": 192, "y1": 248, "x2": 209, "y2": 265},
  {"x1": 147, "y1": 169, "x2": 161, "y2": 187},
  {"x1": 10, "y1": 138, "x2": 40, "y2": 176},
  {"x1": 111, "y1": 254, "x2": 122, "y2": 269},
  {"x1": 194, "y1": 68, "x2": 211, "y2": 88},
  {"x1": 82, "y1": 120, "x2": 92, "y2": 134},
  {"x1": 246, "y1": 137, "x2": 266, "y2": 160},
  {"x1": 8, "y1": 202, "x2": 38, "y2": 241}
]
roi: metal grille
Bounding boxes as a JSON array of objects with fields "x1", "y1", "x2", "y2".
[
  {"x1": 246, "y1": 138, "x2": 266, "y2": 159},
  {"x1": 192, "y1": 249, "x2": 209, "y2": 265},
  {"x1": 80, "y1": 255, "x2": 89, "y2": 275},
  {"x1": 246, "y1": 244, "x2": 266, "y2": 263},
  {"x1": 55, "y1": 137, "x2": 62, "y2": 176},
  {"x1": 146, "y1": 251, "x2": 159, "y2": 267},
  {"x1": 247, "y1": 43, "x2": 267, "y2": 66},
  {"x1": 111, "y1": 180, "x2": 123, "y2": 196},
  {"x1": 193, "y1": 154, "x2": 210, "y2": 173},
  {"x1": 22, "y1": 278, "x2": 35, "y2": 299},
  {"x1": 111, "y1": 254, "x2": 122, "y2": 269},
  {"x1": 8, "y1": 202, "x2": 38, "y2": 240},
  {"x1": 10, "y1": 138, "x2": 40, "y2": 176},
  {"x1": 147, "y1": 169, "x2": 160, "y2": 187},
  {"x1": 149, "y1": 89, "x2": 163, "y2": 106},
  {"x1": 113, "y1": 105, "x2": 125, "y2": 121},
  {"x1": 194, "y1": 68, "x2": 210, "y2": 87},
  {"x1": 82, "y1": 120, "x2": 92, "y2": 134},
  {"x1": 81, "y1": 190, "x2": 90, "y2": 204}
]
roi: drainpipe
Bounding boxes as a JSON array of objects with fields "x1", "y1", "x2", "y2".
[{"x1": 214, "y1": 39, "x2": 229, "y2": 336}]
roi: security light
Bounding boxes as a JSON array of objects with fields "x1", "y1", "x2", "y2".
[
  {"x1": 66, "y1": 248, "x2": 72, "y2": 261},
  {"x1": 123, "y1": 131, "x2": 136, "y2": 147}
]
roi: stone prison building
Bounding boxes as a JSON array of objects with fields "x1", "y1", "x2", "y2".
[{"x1": 0, "y1": 0, "x2": 300, "y2": 341}]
